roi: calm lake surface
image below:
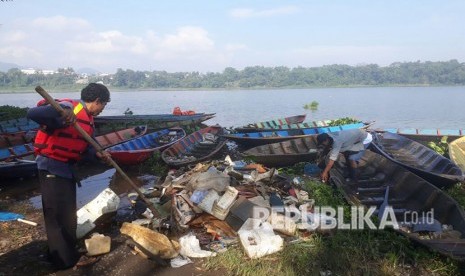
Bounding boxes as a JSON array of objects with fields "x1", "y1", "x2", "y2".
[{"x1": 1, "y1": 86, "x2": 464, "y2": 129}]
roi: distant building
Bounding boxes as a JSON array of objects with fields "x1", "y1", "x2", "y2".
[{"x1": 21, "y1": 68, "x2": 57, "y2": 75}]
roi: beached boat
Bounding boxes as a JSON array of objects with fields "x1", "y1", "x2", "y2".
[
  {"x1": 161, "y1": 125, "x2": 227, "y2": 167},
  {"x1": 0, "y1": 118, "x2": 39, "y2": 134},
  {"x1": 449, "y1": 136, "x2": 465, "y2": 172},
  {"x1": 329, "y1": 150, "x2": 465, "y2": 261},
  {"x1": 105, "y1": 128, "x2": 186, "y2": 165},
  {"x1": 0, "y1": 130, "x2": 36, "y2": 148},
  {"x1": 0, "y1": 159, "x2": 37, "y2": 179},
  {"x1": 371, "y1": 132, "x2": 463, "y2": 189},
  {"x1": 224, "y1": 122, "x2": 371, "y2": 148},
  {"x1": 234, "y1": 114, "x2": 307, "y2": 133},
  {"x1": 94, "y1": 113, "x2": 215, "y2": 135},
  {"x1": 0, "y1": 143, "x2": 35, "y2": 162},
  {"x1": 236, "y1": 120, "x2": 334, "y2": 133},
  {"x1": 95, "y1": 125, "x2": 147, "y2": 149},
  {"x1": 372, "y1": 128, "x2": 465, "y2": 145},
  {"x1": 242, "y1": 137, "x2": 319, "y2": 167}
]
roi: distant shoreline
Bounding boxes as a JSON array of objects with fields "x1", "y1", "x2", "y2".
[{"x1": 0, "y1": 83, "x2": 462, "y2": 94}]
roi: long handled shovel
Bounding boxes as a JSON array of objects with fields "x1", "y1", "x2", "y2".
[{"x1": 34, "y1": 86, "x2": 160, "y2": 217}]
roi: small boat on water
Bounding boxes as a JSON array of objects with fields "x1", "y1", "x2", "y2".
[
  {"x1": 242, "y1": 137, "x2": 319, "y2": 167},
  {"x1": 449, "y1": 136, "x2": 465, "y2": 172},
  {"x1": 0, "y1": 159, "x2": 37, "y2": 179},
  {"x1": 234, "y1": 114, "x2": 307, "y2": 133},
  {"x1": 161, "y1": 125, "x2": 227, "y2": 167},
  {"x1": 224, "y1": 122, "x2": 371, "y2": 148},
  {"x1": 106, "y1": 128, "x2": 186, "y2": 165},
  {"x1": 94, "y1": 113, "x2": 215, "y2": 135},
  {"x1": 0, "y1": 118, "x2": 39, "y2": 134},
  {"x1": 330, "y1": 150, "x2": 465, "y2": 261},
  {"x1": 372, "y1": 128, "x2": 465, "y2": 144},
  {"x1": 95, "y1": 125, "x2": 147, "y2": 149},
  {"x1": 0, "y1": 130, "x2": 36, "y2": 148},
  {"x1": 0, "y1": 143, "x2": 35, "y2": 162},
  {"x1": 371, "y1": 132, "x2": 463, "y2": 189}
]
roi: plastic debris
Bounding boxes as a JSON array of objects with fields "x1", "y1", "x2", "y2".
[
  {"x1": 179, "y1": 233, "x2": 217, "y2": 258},
  {"x1": 238, "y1": 218, "x2": 283, "y2": 259}
]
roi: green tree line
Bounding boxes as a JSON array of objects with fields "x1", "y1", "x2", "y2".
[{"x1": 2, "y1": 60, "x2": 465, "y2": 90}]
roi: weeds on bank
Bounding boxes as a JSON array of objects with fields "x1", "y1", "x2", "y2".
[
  {"x1": 140, "y1": 152, "x2": 169, "y2": 178},
  {"x1": 0, "y1": 105, "x2": 28, "y2": 120}
]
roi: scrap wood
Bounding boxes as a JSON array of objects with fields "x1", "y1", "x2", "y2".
[
  {"x1": 189, "y1": 214, "x2": 237, "y2": 238},
  {"x1": 243, "y1": 164, "x2": 267, "y2": 173}
]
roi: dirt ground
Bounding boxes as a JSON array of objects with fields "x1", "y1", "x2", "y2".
[{"x1": 0, "y1": 165, "x2": 226, "y2": 276}]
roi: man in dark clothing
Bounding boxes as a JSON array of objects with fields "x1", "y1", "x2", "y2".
[{"x1": 27, "y1": 83, "x2": 111, "y2": 269}]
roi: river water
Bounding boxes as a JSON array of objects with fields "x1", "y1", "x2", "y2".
[{"x1": 1, "y1": 86, "x2": 464, "y2": 129}]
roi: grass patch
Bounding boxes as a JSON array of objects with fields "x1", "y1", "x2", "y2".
[{"x1": 139, "y1": 152, "x2": 169, "y2": 178}]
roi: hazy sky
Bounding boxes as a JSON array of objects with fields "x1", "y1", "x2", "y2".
[{"x1": 1, "y1": 0, "x2": 464, "y2": 73}]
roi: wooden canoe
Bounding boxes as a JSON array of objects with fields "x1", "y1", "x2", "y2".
[
  {"x1": 0, "y1": 143, "x2": 35, "y2": 162},
  {"x1": 95, "y1": 125, "x2": 147, "y2": 149},
  {"x1": 330, "y1": 150, "x2": 465, "y2": 261},
  {"x1": 105, "y1": 128, "x2": 186, "y2": 165},
  {"x1": 0, "y1": 130, "x2": 36, "y2": 148},
  {"x1": 161, "y1": 125, "x2": 227, "y2": 167},
  {"x1": 0, "y1": 159, "x2": 37, "y2": 179},
  {"x1": 223, "y1": 122, "x2": 370, "y2": 148},
  {"x1": 242, "y1": 136, "x2": 319, "y2": 167},
  {"x1": 371, "y1": 132, "x2": 463, "y2": 189},
  {"x1": 0, "y1": 118, "x2": 40, "y2": 134},
  {"x1": 372, "y1": 128, "x2": 465, "y2": 145},
  {"x1": 449, "y1": 136, "x2": 465, "y2": 172},
  {"x1": 234, "y1": 114, "x2": 307, "y2": 133},
  {"x1": 94, "y1": 113, "x2": 215, "y2": 135}
]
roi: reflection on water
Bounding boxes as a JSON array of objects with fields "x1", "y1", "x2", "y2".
[{"x1": 28, "y1": 168, "x2": 160, "y2": 210}]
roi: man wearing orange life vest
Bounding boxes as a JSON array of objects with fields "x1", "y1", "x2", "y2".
[{"x1": 27, "y1": 83, "x2": 111, "y2": 269}]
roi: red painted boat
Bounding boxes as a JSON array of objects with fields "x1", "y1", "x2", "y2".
[
  {"x1": 95, "y1": 125, "x2": 147, "y2": 149},
  {"x1": 105, "y1": 128, "x2": 186, "y2": 165},
  {"x1": 161, "y1": 125, "x2": 227, "y2": 167}
]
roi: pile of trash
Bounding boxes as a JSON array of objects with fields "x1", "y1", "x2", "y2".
[{"x1": 76, "y1": 155, "x2": 330, "y2": 267}]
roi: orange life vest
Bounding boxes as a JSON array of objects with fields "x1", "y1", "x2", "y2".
[
  {"x1": 33, "y1": 99, "x2": 94, "y2": 162},
  {"x1": 173, "y1": 106, "x2": 195, "y2": 116}
]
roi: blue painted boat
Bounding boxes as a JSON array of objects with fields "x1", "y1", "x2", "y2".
[
  {"x1": 105, "y1": 128, "x2": 186, "y2": 165},
  {"x1": 0, "y1": 143, "x2": 35, "y2": 161},
  {"x1": 0, "y1": 118, "x2": 39, "y2": 134},
  {"x1": 223, "y1": 122, "x2": 371, "y2": 148}
]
